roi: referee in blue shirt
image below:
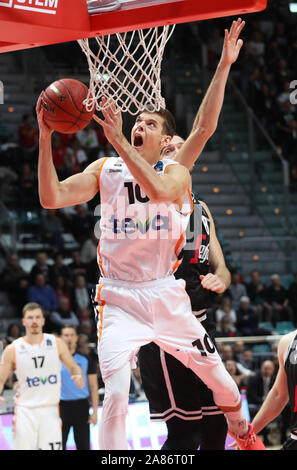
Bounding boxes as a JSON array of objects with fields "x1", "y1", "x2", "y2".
[{"x1": 60, "y1": 325, "x2": 98, "y2": 450}]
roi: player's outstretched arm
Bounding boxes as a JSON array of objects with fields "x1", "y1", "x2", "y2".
[
  {"x1": 251, "y1": 332, "x2": 293, "y2": 434},
  {"x1": 93, "y1": 100, "x2": 191, "y2": 205},
  {"x1": 57, "y1": 338, "x2": 85, "y2": 389},
  {"x1": 174, "y1": 18, "x2": 245, "y2": 171},
  {"x1": 36, "y1": 94, "x2": 104, "y2": 209},
  {"x1": 0, "y1": 345, "x2": 15, "y2": 403},
  {"x1": 199, "y1": 201, "x2": 230, "y2": 293}
]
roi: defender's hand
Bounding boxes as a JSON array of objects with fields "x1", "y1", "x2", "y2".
[
  {"x1": 220, "y1": 18, "x2": 245, "y2": 67},
  {"x1": 200, "y1": 273, "x2": 226, "y2": 293}
]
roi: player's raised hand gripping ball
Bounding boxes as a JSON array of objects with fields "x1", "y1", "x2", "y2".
[{"x1": 40, "y1": 78, "x2": 95, "y2": 134}]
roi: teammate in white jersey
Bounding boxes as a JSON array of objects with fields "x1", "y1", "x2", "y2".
[
  {"x1": 35, "y1": 27, "x2": 263, "y2": 448},
  {"x1": 0, "y1": 302, "x2": 84, "y2": 450}
]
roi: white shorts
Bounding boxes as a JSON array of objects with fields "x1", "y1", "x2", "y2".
[
  {"x1": 14, "y1": 405, "x2": 62, "y2": 450},
  {"x1": 94, "y1": 276, "x2": 222, "y2": 382}
]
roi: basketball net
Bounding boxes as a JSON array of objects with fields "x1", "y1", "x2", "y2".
[{"x1": 78, "y1": 25, "x2": 175, "y2": 115}]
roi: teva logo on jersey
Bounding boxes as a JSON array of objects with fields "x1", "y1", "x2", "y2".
[
  {"x1": 26, "y1": 375, "x2": 58, "y2": 387},
  {"x1": 0, "y1": 0, "x2": 58, "y2": 15},
  {"x1": 110, "y1": 214, "x2": 169, "y2": 235}
]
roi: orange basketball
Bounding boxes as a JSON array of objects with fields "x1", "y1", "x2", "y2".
[{"x1": 41, "y1": 78, "x2": 95, "y2": 134}]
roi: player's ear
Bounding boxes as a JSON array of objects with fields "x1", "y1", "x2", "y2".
[{"x1": 160, "y1": 135, "x2": 171, "y2": 149}]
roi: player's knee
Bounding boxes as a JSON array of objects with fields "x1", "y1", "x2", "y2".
[{"x1": 103, "y1": 389, "x2": 129, "y2": 415}]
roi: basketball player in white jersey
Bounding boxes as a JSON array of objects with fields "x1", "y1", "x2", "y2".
[
  {"x1": 0, "y1": 302, "x2": 84, "y2": 450},
  {"x1": 35, "y1": 18, "x2": 263, "y2": 452}
]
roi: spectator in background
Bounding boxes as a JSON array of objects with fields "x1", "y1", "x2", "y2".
[
  {"x1": 216, "y1": 315, "x2": 236, "y2": 338},
  {"x1": 221, "y1": 344, "x2": 254, "y2": 379},
  {"x1": 49, "y1": 253, "x2": 72, "y2": 285},
  {"x1": 77, "y1": 333, "x2": 91, "y2": 355},
  {"x1": 77, "y1": 122, "x2": 100, "y2": 162},
  {"x1": 59, "y1": 202, "x2": 89, "y2": 233},
  {"x1": 246, "y1": 360, "x2": 276, "y2": 445},
  {"x1": 80, "y1": 233, "x2": 97, "y2": 264},
  {"x1": 71, "y1": 206, "x2": 94, "y2": 245},
  {"x1": 40, "y1": 209, "x2": 64, "y2": 253},
  {"x1": 224, "y1": 360, "x2": 250, "y2": 391},
  {"x1": 288, "y1": 274, "x2": 297, "y2": 326},
  {"x1": 248, "y1": 31, "x2": 266, "y2": 66},
  {"x1": 18, "y1": 113, "x2": 39, "y2": 160},
  {"x1": 53, "y1": 275, "x2": 73, "y2": 310},
  {"x1": 97, "y1": 141, "x2": 118, "y2": 159},
  {"x1": 52, "y1": 133, "x2": 68, "y2": 179},
  {"x1": 220, "y1": 344, "x2": 235, "y2": 363},
  {"x1": 27, "y1": 273, "x2": 58, "y2": 329},
  {"x1": 263, "y1": 274, "x2": 293, "y2": 326},
  {"x1": 236, "y1": 296, "x2": 272, "y2": 336},
  {"x1": 1, "y1": 253, "x2": 29, "y2": 308},
  {"x1": 50, "y1": 296, "x2": 79, "y2": 333},
  {"x1": 19, "y1": 163, "x2": 39, "y2": 211},
  {"x1": 65, "y1": 137, "x2": 88, "y2": 174},
  {"x1": 207, "y1": 27, "x2": 224, "y2": 64},
  {"x1": 233, "y1": 340, "x2": 245, "y2": 363},
  {"x1": 2, "y1": 323, "x2": 22, "y2": 348},
  {"x1": 29, "y1": 252, "x2": 50, "y2": 284},
  {"x1": 245, "y1": 270, "x2": 265, "y2": 307},
  {"x1": 215, "y1": 296, "x2": 237, "y2": 332},
  {"x1": 77, "y1": 307, "x2": 93, "y2": 332},
  {"x1": 69, "y1": 250, "x2": 87, "y2": 279},
  {"x1": 239, "y1": 349, "x2": 255, "y2": 371},
  {"x1": 73, "y1": 275, "x2": 90, "y2": 311},
  {"x1": 59, "y1": 325, "x2": 98, "y2": 450},
  {"x1": 228, "y1": 272, "x2": 247, "y2": 309}
]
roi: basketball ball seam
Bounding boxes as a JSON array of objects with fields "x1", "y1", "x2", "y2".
[
  {"x1": 59, "y1": 79, "x2": 91, "y2": 116},
  {"x1": 43, "y1": 90, "x2": 90, "y2": 124},
  {"x1": 42, "y1": 117, "x2": 81, "y2": 133}
]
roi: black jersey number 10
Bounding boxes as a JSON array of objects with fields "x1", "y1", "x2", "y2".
[
  {"x1": 124, "y1": 182, "x2": 150, "y2": 204},
  {"x1": 192, "y1": 334, "x2": 216, "y2": 357}
]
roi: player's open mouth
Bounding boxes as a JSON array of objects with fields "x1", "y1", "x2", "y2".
[{"x1": 133, "y1": 134, "x2": 144, "y2": 148}]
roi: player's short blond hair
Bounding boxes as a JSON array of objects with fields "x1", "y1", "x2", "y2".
[{"x1": 22, "y1": 302, "x2": 44, "y2": 317}]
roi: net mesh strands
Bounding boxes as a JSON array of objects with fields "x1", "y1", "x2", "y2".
[{"x1": 78, "y1": 25, "x2": 175, "y2": 115}]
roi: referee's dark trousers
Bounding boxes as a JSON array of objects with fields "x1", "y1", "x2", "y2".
[{"x1": 60, "y1": 398, "x2": 90, "y2": 450}]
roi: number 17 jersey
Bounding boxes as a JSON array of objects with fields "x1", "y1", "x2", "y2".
[
  {"x1": 13, "y1": 334, "x2": 61, "y2": 408},
  {"x1": 97, "y1": 157, "x2": 193, "y2": 282}
]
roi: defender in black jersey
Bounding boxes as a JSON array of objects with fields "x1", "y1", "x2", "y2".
[
  {"x1": 138, "y1": 186, "x2": 231, "y2": 450},
  {"x1": 251, "y1": 329, "x2": 297, "y2": 450}
]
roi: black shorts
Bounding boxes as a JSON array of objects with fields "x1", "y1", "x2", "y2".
[{"x1": 138, "y1": 318, "x2": 222, "y2": 422}]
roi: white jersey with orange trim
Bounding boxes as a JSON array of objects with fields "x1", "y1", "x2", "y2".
[
  {"x1": 97, "y1": 157, "x2": 193, "y2": 282},
  {"x1": 13, "y1": 334, "x2": 61, "y2": 408}
]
